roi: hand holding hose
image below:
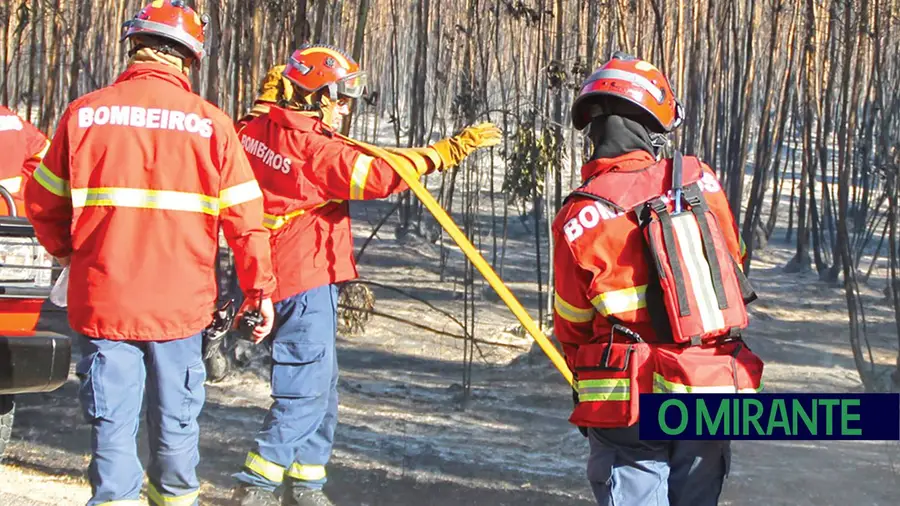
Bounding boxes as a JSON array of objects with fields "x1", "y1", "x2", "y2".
[{"x1": 431, "y1": 122, "x2": 502, "y2": 170}]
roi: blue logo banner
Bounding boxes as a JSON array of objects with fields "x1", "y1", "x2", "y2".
[{"x1": 638, "y1": 393, "x2": 900, "y2": 440}]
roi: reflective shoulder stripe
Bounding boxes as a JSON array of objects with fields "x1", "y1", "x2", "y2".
[
  {"x1": 349, "y1": 154, "x2": 374, "y2": 200},
  {"x1": 244, "y1": 452, "x2": 285, "y2": 484},
  {"x1": 287, "y1": 463, "x2": 327, "y2": 482},
  {"x1": 0, "y1": 176, "x2": 22, "y2": 194},
  {"x1": 33, "y1": 162, "x2": 70, "y2": 197},
  {"x1": 576, "y1": 378, "x2": 630, "y2": 402},
  {"x1": 652, "y1": 373, "x2": 761, "y2": 394},
  {"x1": 219, "y1": 180, "x2": 263, "y2": 209},
  {"x1": 147, "y1": 483, "x2": 199, "y2": 506},
  {"x1": 71, "y1": 187, "x2": 219, "y2": 216},
  {"x1": 590, "y1": 285, "x2": 648, "y2": 317},
  {"x1": 263, "y1": 200, "x2": 344, "y2": 230},
  {"x1": 554, "y1": 292, "x2": 595, "y2": 323}
]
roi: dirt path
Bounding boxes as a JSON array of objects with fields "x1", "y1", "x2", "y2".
[{"x1": 3, "y1": 195, "x2": 900, "y2": 505}]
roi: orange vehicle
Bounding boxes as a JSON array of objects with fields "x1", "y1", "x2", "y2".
[{"x1": 0, "y1": 184, "x2": 71, "y2": 456}]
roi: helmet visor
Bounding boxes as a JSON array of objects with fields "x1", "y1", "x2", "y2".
[{"x1": 336, "y1": 72, "x2": 368, "y2": 99}]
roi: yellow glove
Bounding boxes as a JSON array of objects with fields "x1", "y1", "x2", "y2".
[
  {"x1": 431, "y1": 122, "x2": 502, "y2": 170},
  {"x1": 256, "y1": 65, "x2": 294, "y2": 103}
]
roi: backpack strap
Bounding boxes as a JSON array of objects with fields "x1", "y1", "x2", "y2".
[
  {"x1": 647, "y1": 198, "x2": 691, "y2": 317},
  {"x1": 672, "y1": 151, "x2": 685, "y2": 214},
  {"x1": 566, "y1": 190, "x2": 627, "y2": 213},
  {"x1": 682, "y1": 184, "x2": 729, "y2": 310}
]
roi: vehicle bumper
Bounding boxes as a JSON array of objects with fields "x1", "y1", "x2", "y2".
[{"x1": 0, "y1": 332, "x2": 72, "y2": 394}]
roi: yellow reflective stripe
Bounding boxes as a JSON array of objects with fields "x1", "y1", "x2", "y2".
[
  {"x1": 219, "y1": 180, "x2": 263, "y2": 209},
  {"x1": 590, "y1": 285, "x2": 647, "y2": 316},
  {"x1": 71, "y1": 188, "x2": 219, "y2": 216},
  {"x1": 263, "y1": 200, "x2": 343, "y2": 230},
  {"x1": 287, "y1": 463, "x2": 327, "y2": 482},
  {"x1": 33, "y1": 162, "x2": 70, "y2": 197},
  {"x1": 244, "y1": 452, "x2": 285, "y2": 483},
  {"x1": 576, "y1": 378, "x2": 630, "y2": 402},
  {"x1": 263, "y1": 209, "x2": 305, "y2": 230},
  {"x1": 554, "y1": 293, "x2": 595, "y2": 323},
  {"x1": 740, "y1": 237, "x2": 747, "y2": 257},
  {"x1": 147, "y1": 483, "x2": 199, "y2": 506},
  {"x1": 349, "y1": 154, "x2": 374, "y2": 200},
  {"x1": 95, "y1": 501, "x2": 144, "y2": 506},
  {"x1": 0, "y1": 176, "x2": 22, "y2": 194},
  {"x1": 32, "y1": 139, "x2": 51, "y2": 160},
  {"x1": 652, "y1": 373, "x2": 760, "y2": 394}
]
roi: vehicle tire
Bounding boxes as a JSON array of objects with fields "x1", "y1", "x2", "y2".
[{"x1": 0, "y1": 395, "x2": 14, "y2": 458}]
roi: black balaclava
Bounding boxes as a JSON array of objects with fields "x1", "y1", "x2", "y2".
[{"x1": 588, "y1": 114, "x2": 659, "y2": 161}]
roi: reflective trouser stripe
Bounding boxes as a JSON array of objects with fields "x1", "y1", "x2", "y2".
[
  {"x1": 147, "y1": 483, "x2": 199, "y2": 506},
  {"x1": 652, "y1": 373, "x2": 760, "y2": 394},
  {"x1": 263, "y1": 200, "x2": 343, "y2": 230},
  {"x1": 33, "y1": 162, "x2": 70, "y2": 197},
  {"x1": 554, "y1": 292, "x2": 595, "y2": 323},
  {"x1": 0, "y1": 176, "x2": 22, "y2": 194},
  {"x1": 590, "y1": 285, "x2": 647, "y2": 316},
  {"x1": 244, "y1": 452, "x2": 286, "y2": 483},
  {"x1": 349, "y1": 154, "x2": 374, "y2": 200},
  {"x1": 287, "y1": 463, "x2": 327, "y2": 482},
  {"x1": 576, "y1": 378, "x2": 630, "y2": 402}
]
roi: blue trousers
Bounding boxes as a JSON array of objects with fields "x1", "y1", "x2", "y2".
[
  {"x1": 587, "y1": 425, "x2": 730, "y2": 506},
  {"x1": 234, "y1": 284, "x2": 339, "y2": 492},
  {"x1": 76, "y1": 333, "x2": 206, "y2": 506}
]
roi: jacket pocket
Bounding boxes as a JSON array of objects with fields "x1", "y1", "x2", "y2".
[
  {"x1": 570, "y1": 340, "x2": 653, "y2": 429},
  {"x1": 271, "y1": 342, "x2": 328, "y2": 399}
]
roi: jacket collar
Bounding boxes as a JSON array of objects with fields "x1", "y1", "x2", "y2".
[
  {"x1": 268, "y1": 106, "x2": 331, "y2": 134},
  {"x1": 580, "y1": 150, "x2": 658, "y2": 182},
  {"x1": 115, "y1": 63, "x2": 192, "y2": 92}
]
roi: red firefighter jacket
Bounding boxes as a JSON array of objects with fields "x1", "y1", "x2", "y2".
[
  {"x1": 552, "y1": 150, "x2": 747, "y2": 369},
  {"x1": 238, "y1": 106, "x2": 435, "y2": 302},
  {"x1": 25, "y1": 63, "x2": 276, "y2": 341},
  {"x1": 0, "y1": 105, "x2": 49, "y2": 216}
]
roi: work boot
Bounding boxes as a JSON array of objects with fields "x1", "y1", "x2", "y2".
[
  {"x1": 284, "y1": 488, "x2": 335, "y2": 506},
  {"x1": 233, "y1": 485, "x2": 281, "y2": 506}
]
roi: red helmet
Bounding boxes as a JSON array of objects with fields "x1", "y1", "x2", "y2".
[
  {"x1": 571, "y1": 52, "x2": 683, "y2": 132},
  {"x1": 121, "y1": 0, "x2": 209, "y2": 61},
  {"x1": 282, "y1": 45, "x2": 368, "y2": 101}
]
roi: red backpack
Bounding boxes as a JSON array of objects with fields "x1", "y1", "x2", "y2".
[{"x1": 568, "y1": 151, "x2": 757, "y2": 346}]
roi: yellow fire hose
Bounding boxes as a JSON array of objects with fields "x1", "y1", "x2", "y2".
[{"x1": 339, "y1": 136, "x2": 574, "y2": 386}]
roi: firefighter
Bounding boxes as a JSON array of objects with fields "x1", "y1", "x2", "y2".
[
  {"x1": 0, "y1": 105, "x2": 49, "y2": 216},
  {"x1": 231, "y1": 44, "x2": 501, "y2": 506},
  {"x1": 553, "y1": 52, "x2": 763, "y2": 506},
  {"x1": 204, "y1": 65, "x2": 298, "y2": 382},
  {"x1": 24, "y1": 2, "x2": 276, "y2": 505}
]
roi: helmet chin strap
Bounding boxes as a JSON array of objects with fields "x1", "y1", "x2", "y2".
[{"x1": 650, "y1": 132, "x2": 671, "y2": 159}]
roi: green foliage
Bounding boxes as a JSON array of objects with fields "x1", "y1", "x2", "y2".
[{"x1": 503, "y1": 110, "x2": 561, "y2": 207}]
